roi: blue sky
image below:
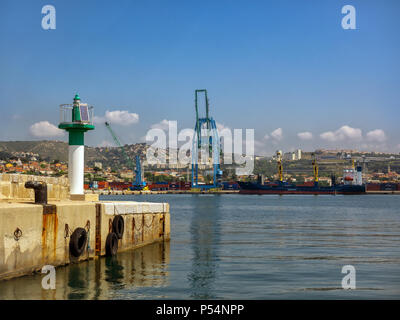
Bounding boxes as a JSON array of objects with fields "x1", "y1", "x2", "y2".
[{"x1": 0, "y1": 0, "x2": 399, "y2": 155}]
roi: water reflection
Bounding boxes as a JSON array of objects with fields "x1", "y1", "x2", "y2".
[
  {"x1": 188, "y1": 195, "x2": 221, "y2": 299},
  {"x1": 0, "y1": 241, "x2": 170, "y2": 300},
  {"x1": 67, "y1": 263, "x2": 90, "y2": 300},
  {"x1": 105, "y1": 257, "x2": 125, "y2": 288}
]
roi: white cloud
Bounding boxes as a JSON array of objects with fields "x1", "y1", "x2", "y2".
[
  {"x1": 98, "y1": 140, "x2": 113, "y2": 147},
  {"x1": 151, "y1": 119, "x2": 170, "y2": 130},
  {"x1": 94, "y1": 110, "x2": 139, "y2": 126},
  {"x1": 366, "y1": 129, "x2": 386, "y2": 142},
  {"x1": 263, "y1": 134, "x2": 270, "y2": 140},
  {"x1": 253, "y1": 139, "x2": 269, "y2": 156},
  {"x1": 270, "y1": 128, "x2": 283, "y2": 141},
  {"x1": 29, "y1": 121, "x2": 64, "y2": 138},
  {"x1": 320, "y1": 125, "x2": 362, "y2": 142},
  {"x1": 216, "y1": 122, "x2": 233, "y2": 138},
  {"x1": 320, "y1": 131, "x2": 336, "y2": 141},
  {"x1": 216, "y1": 122, "x2": 230, "y2": 131},
  {"x1": 297, "y1": 131, "x2": 313, "y2": 140},
  {"x1": 106, "y1": 110, "x2": 139, "y2": 125}
]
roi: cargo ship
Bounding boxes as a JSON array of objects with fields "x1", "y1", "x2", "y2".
[
  {"x1": 238, "y1": 152, "x2": 366, "y2": 195},
  {"x1": 238, "y1": 180, "x2": 365, "y2": 195}
]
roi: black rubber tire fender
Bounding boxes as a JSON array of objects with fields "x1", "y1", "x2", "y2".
[
  {"x1": 112, "y1": 215, "x2": 124, "y2": 239},
  {"x1": 69, "y1": 227, "x2": 87, "y2": 257},
  {"x1": 105, "y1": 232, "x2": 118, "y2": 256}
]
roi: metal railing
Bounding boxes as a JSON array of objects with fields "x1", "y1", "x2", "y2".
[{"x1": 59, "y1": 104, "x2": 94, "y2": 124}]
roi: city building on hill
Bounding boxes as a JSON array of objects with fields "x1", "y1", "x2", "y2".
[
  {"x1": 283, "y1": 152, "x2": 296, "y2": 161},
  {"x1": 94, "y1": 162, "x2": 103, "y2": 170},
  {"x1": 283, "y1": 149, "x2": 302, "y2": 161}
]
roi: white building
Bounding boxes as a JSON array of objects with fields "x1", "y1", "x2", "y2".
[
  {"x1": 283, "y1": 152, "x2": 296, "y2": 161},
  {"x1": 94, "y1": 162, "x2": 103, "y2": 170},
  {"x1": 295, "y1": 149, "x2": 302, "y2": 160},
  {"x1": 283, "y1": 149, "x2": 302, "y2": 161}
]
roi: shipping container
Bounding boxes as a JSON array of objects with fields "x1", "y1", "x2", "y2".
[
  {"x1": 222, "y1": 182, "x2": 240, "y2": 190},
  {"x1": 149, "y1": 182, "x2": 169, "y2": 191},
  {"x1": 366, "y1": 183, "x2": 380, "y2": 191}
]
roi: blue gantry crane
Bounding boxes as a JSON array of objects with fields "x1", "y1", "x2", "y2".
[
  {"x1": 191, "y1": 89, "x2": 223, "y2": 189},
  {"x1": 133, "y1": 154, "x2": 144, "y2": 190},
  {"x1": 105, "y1": 122, "x2": 146, "y2": 190}
]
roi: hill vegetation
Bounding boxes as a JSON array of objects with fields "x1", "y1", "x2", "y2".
[{"x1": 0, "y1": 140, "x2": 148, "y2": 171}]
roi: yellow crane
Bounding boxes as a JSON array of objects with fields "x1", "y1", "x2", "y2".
[
  {"x1": 276, "y1": 151, "x2": 283, "y2": 182},
  {"x1": 312, "y1": 153, "x2": 319, "y2": 185}
]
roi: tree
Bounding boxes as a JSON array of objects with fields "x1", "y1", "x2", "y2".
[
  {"x1": 144, "y1": 172, "x2": 154, "y2": 182},
  {"x1": 231, "y1": 172, "x2": 237, "y2": 181}
]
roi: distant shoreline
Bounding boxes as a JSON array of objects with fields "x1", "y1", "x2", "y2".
[{"x1": 95, "y1": 190, "x2": 400, "y2": 196}]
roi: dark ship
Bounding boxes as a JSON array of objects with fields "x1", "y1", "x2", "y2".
[{"x1": 238, "y1": 152, "x2": 365, "y2": 195}]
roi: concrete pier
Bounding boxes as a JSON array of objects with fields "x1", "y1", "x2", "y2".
[
  {"x1": 0, "y1": 200, "x2": 170, "y2": 280},
  {"x1": 0, "y1": 174, "x2": 170, "y2": 281}
]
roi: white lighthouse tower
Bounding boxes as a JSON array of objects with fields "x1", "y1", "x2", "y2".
[{"x1": 59, "y1": 94, "x2": 94, "y2": 197}]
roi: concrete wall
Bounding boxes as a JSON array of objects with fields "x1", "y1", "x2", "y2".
[
  {"x1": 0, "y1": 174, "x2": 69, "y2": 202},
  {"x1": 45, "y1": 201, "x2": 97, "y2": 266},
  {"x1": 0, "y1": 203, "x2": 43, "y2": 279},
  {"x1": 0, "y1": 200, "x2": 170, "y2": 281},
  {"x1": 0, "y1": 201, "x2": 96, "y2": 280},
  {"x1": 97, "y1": 202, "x2": 170, "y2": 256}
]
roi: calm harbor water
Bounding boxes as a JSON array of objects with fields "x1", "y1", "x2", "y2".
[{"x1": 1, "y1": 194, "x2": 399, "y2": 299}]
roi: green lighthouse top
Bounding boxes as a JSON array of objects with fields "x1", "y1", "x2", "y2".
[{"x1": 59, "y1": 94, "x2": 95, "y2": 140}]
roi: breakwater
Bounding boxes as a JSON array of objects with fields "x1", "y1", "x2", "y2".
[{"x1": 0, "y1": 174, "x2": 170, "y2": 281}]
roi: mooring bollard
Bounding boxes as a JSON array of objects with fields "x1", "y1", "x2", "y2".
[{"x1": 25, "y1": 181, "x2": 48, "y2": 205}]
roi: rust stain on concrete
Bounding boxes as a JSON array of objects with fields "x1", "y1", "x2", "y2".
[{"x1": 41, "y1": 211, "x2": 58, "y2": 264}]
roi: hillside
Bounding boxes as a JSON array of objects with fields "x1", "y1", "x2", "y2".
[
  {"x1": 0, "y1": 140, "x2": 70, "y2": 162},
  {"x1": 0, "y1": 140, "x2": 148, "y2": 170}
]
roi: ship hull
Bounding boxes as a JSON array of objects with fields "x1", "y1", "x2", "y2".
[{"x1": 238, "y1": 182, "x2": 365, "y2": 195}]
